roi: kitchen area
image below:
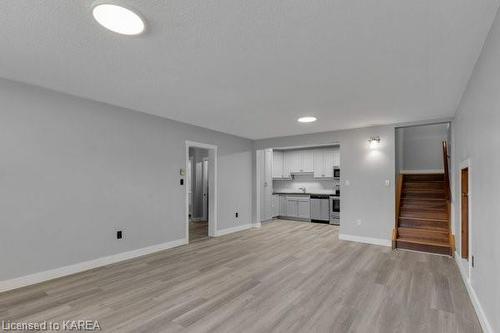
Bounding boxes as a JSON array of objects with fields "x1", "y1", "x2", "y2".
[{"x1": 259, "y1": 145, "x2": 340, "y2": 225}]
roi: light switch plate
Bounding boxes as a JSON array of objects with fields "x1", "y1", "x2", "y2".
[{"x1": 180, "y1": 169, "x2": 185, "y2": 176}]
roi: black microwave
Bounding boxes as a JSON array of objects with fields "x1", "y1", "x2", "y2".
[{"x1": 333, "y1": 168, "x2": 340, "y2": 179}]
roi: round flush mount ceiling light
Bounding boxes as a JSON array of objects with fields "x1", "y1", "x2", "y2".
[
  {"x1": 297, "y1": 116, "x2": 317, "y2": 123},
  {"x1": 92, "y1": 4, "x2": 145, "y2": 35}
]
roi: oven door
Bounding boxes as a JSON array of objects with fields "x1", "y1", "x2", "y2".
[
  {"x1": 331, "y1": 197, "x2": 340, "y2": 213},
  {"x1": 329, "y1": 197, "x2": 340, "y2": 224}
]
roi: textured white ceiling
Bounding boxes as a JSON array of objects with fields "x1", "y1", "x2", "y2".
[{"x1": 0, "y1": 1, "x2": 498, "y2": 139}]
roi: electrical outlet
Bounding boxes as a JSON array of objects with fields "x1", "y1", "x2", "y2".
[
  {"x1": 356, "y1": 219, "x2": 362, "y2": 226},
  {"x1": 472, "y1": 255, "x2": 475, "y2": 268},
  {"x1": 385, "y1": 179, "x2": 390, "y2": 186},
  {"x1": 180, "y1": 179, "x2": 184, "y2": 186},
  {"x1": 117, "y1": 230, "x2": 123, "y2": 239},
  {"x1": 235, "y1": 212, "x2": 239, "y2": 218}
]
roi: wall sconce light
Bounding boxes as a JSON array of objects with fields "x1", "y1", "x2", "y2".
[{"x1": 368, "y1": 136, "x2": 381, "y2": 148}]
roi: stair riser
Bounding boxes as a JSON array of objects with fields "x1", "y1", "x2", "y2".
[
  {"x1": 404, "y1": 174, "x2": 444, "y2": 182},
  {"x1": 399, "y1": 215, "x2": 448, "y2": 223},
  {"x1": 401, "y1": 208, "x2": 447, "y2": 216},
  {"x1": 397, "y1": 229, "x2": 448, "y2": 242},
  {"x1": 401, "y1": 203, "x2": 447, "y2": 210},
  {"x1": 399, "y1": 218, "x2": 448, "y2": 230},
  {"x1": 396, "y1": 241, "x2": 451, "y2": 255},
  {"x1": 403, "y1": 188, "x2": 445, "y2": 194},
  {"x1": 403, "y1": 192, "x2": 446, "y2": 199},
  {"x1": 404, "y1": 183, "x2": 445, "y2": 190}
]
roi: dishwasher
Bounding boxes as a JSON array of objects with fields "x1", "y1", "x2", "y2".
[{"x1": 310, "y1": 195, "x2": 330, "y2": 223}]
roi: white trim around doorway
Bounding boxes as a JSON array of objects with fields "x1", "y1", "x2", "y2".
[{"x1": 185, "y1": 141, "x2": 218, "y2": 241}]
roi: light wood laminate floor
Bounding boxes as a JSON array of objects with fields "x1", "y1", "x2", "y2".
[
  {"x1": 0, "y1": 220, "x2": 480, "y2": 332},
  {"x1": 189, "y1": 220, "x2": 208, "y2": 242}
]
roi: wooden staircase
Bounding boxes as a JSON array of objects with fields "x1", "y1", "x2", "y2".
[{"x1": 393, "y1": 142, "x2": 454, "y2": 255}]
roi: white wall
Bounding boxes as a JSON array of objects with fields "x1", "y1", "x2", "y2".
[
  {"x1": 451, "y1": 7, "x2": 500, "y2": 333},
  {"x1": 396, "y1": 123, "x2": 449, "y2": 172},
  {"x1": 255, "y1": 125, "x2": 395, "y2": 244},
  {"x1": 0, "y1": 78, "x2": 253, "y2": 281}
]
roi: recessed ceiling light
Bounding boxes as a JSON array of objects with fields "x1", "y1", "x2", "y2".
[
  {"x1": 92, "y1": 4, "x2": 145, "y2": 35},
  {"x1": 297, "y1": 116, "x2": 317, "y2": 123}
]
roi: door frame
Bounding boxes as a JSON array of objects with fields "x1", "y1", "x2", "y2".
[
  {"x1": 202, "y1": 157, "x2": 209, "y2": 221},
  {"x1": 187, "y1": 156, "x2": 194, "y2": 219},
  {"x1": 185, "y1": 141, "x2": 218, "y2": 241},
  {"x1": 459, "y1": 159, "x2": 472, "y2": 281}
]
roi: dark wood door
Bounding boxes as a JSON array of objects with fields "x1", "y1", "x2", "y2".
[{"x1": 461, "y1": 167, "x2": 469, "y2": 259}]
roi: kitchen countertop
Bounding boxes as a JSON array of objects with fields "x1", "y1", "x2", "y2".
[{"x1": 273, "y1": 192, "x2": 339, "y2": 196}]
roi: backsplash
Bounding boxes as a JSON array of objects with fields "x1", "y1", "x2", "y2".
[{"x1": 273, "y1": 174, "x2": 339, "y2": 194}]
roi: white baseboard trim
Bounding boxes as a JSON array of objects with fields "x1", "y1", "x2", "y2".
[
  {"x1": 454, "y1": 252, "x2": 493, "y2": 333},
  {"x1": 214, "y1": 224, "x2": 252, "y2": 236},
  {"x1": 400, "y1": 169, "x2": 444, "y2": 174},
  {"x1": 0, "y1": 238, "x2": 187, "y2": 293},
  {"x1": 252, "y1": 222, "x2": 262, "y2": 228},
  {"x1": 339, "y1": 234, "x2": 391, "y2": 247}
]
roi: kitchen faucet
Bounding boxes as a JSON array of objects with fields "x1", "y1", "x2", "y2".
[{"x1": 298, "y1": 186, "x2": 306, "y2": 193}]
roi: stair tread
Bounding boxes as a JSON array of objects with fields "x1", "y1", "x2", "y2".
[
  {"x1": 401, "y1": 197, "x2": 447, "y2": 201},
  {"x1": 399, "y1": 215, "x2": 448, "y2": 222},
  {"x1": 398, "y1": 223, "x2": 449, "y2": 231},
  {"x1": 404, "y1": 181, "x2": 445, "y2": 183},
  {"x1": 398, "y1": 226, "x2": 448, "y2": 233},
  {"x1": 396, "y1": 237, "x2": 450, "y2": 248},
  {"x1": 398, "y1": 225, "x2": 448, "y2": 232}
]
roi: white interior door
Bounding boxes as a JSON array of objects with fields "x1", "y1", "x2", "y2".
[{"x1": 202, "y1": 158, "x2": 209, "y2": 221}]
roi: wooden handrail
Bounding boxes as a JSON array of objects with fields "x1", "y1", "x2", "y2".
[
  {"x1": 395, "y1": 174, "x2": 404, "y2": 225},
  {"x1": 393, "y1": 174, "x2": 404, "y2": 249},
  {"x1": 442, "y1": 141, "x2": 453, "y2": 254},
  {"x1": 442, "y1": 141, "x2": 451, "y2": 200}
]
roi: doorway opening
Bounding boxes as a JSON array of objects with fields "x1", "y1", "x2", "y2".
[
  {"x1": 186, "y1": 141, "x2": 217, "y2": 242},
  {"x1": 461, "y1": 166, "x2": 470, "y2": 261},
  {"x1": 255, "y1": 143, "x2": 341, "y2": 226}
]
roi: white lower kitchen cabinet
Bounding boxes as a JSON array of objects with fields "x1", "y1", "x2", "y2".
[
  {"x1": 297, "y1": 199, "x2": 310, "y2": 219},
  {"x1": 284, "y1": 196, "x2": 310, "y2": 220},
  {"x1": 279, "y1": 195, "x2": 287, "y2": 216},
  {"x1": 272, "y1": 194, "x2": 279, "y2": 217},
  {"x1": 286, "y1": 198, "x2": 298, "y2": 217}
]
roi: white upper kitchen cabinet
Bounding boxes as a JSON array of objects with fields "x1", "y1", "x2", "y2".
[
  {"x1": 272, "y1": 150, "x2": 285, "y2": 178},
  {"x1": 284, "y1": 149, "x2": 314, "y2": 174},
  {"x1": 313, "y1": 149, "x2": 325, "y2": 178},
  {"x1": 284, "y1": 150, "x2": 300, "y2": 175},
  {"x1": 322, "y1": 148, "x2": 335, "y2": 178},
  {"x1": 313, "y1": 147, "x2": 338, "y2": 178},
  {"x1": 299, "y1": 150, "x2": 314, "y2": 173},
  {"x1": 333, "y1": 148, "x2": 340, "y2": 167}
]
